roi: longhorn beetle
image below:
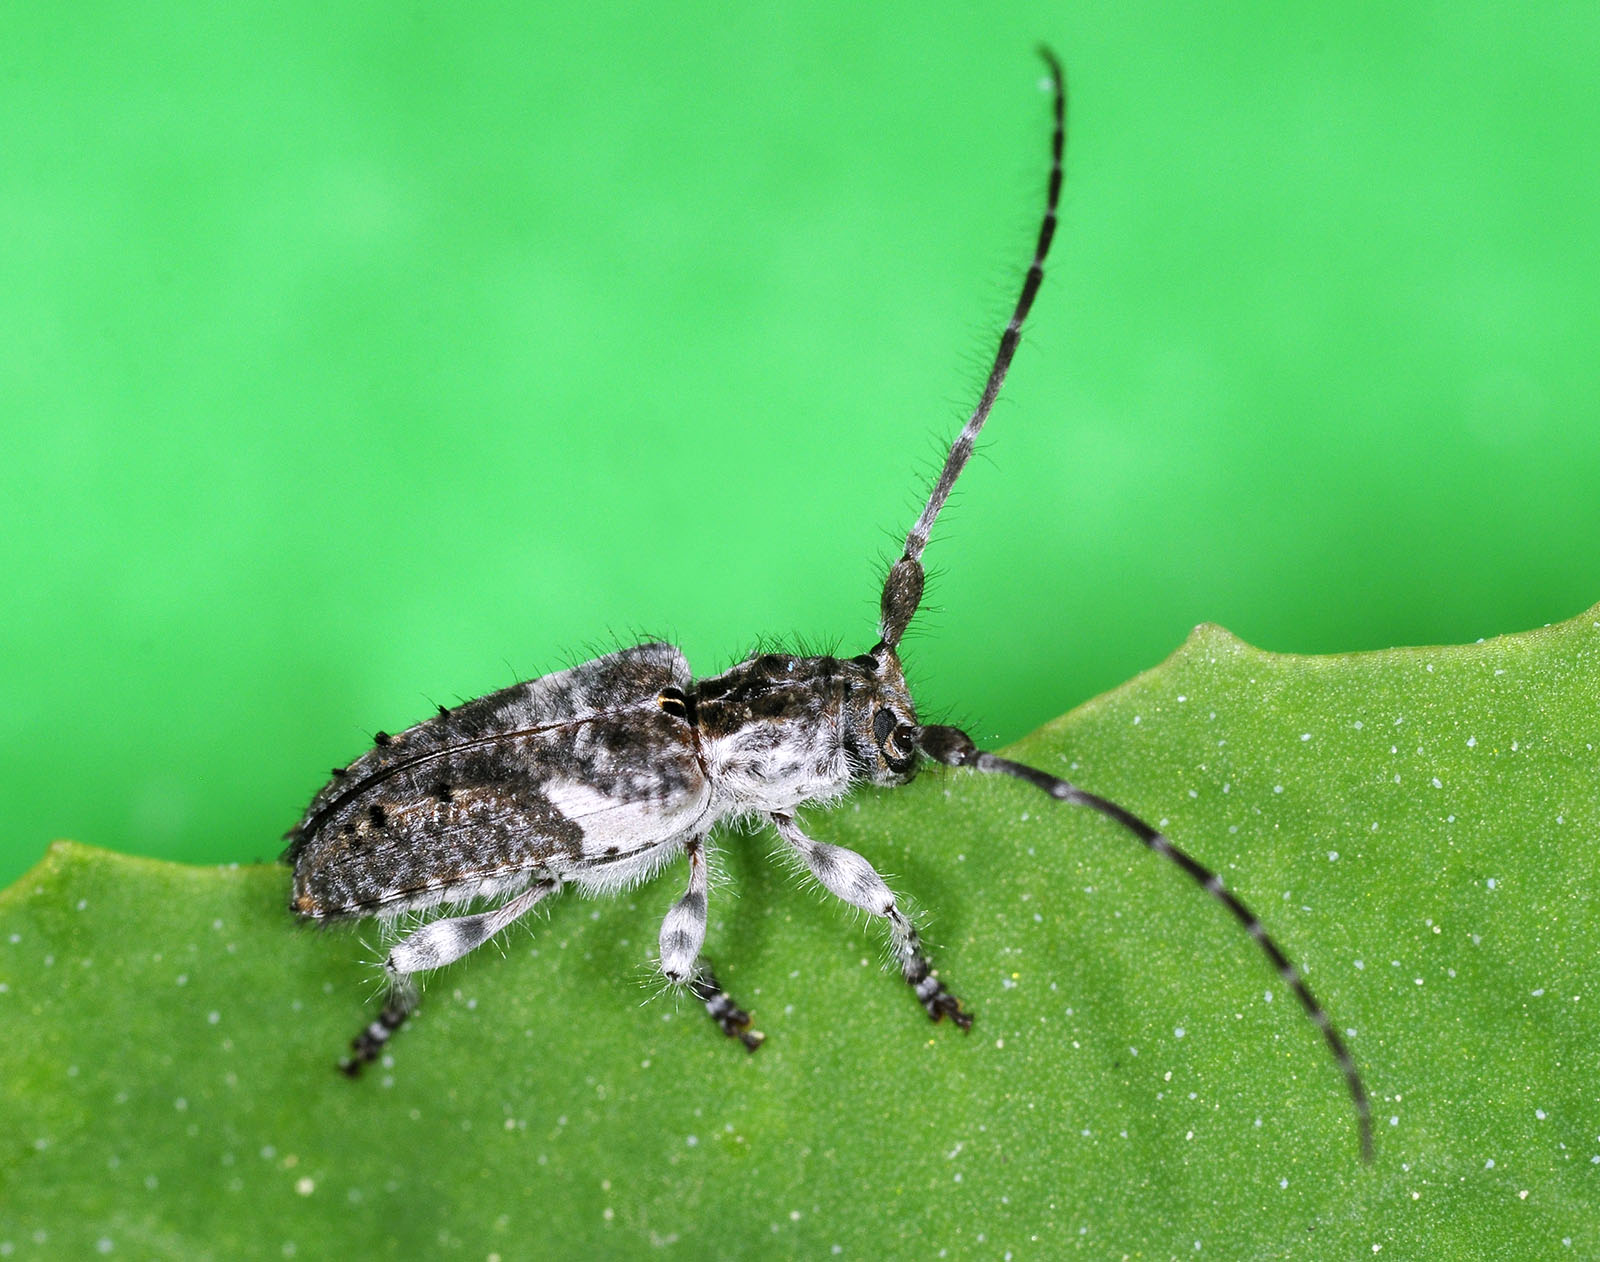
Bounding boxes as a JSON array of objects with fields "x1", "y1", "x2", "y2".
[{"x1": 284, "y1": 48, "x2": 1373, "y2": 1162}]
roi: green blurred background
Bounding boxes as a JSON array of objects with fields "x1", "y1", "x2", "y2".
[{"x1": 3, "y1": 3, "x2": 1597, "y2": 885}]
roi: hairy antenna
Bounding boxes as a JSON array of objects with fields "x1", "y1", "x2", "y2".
[
  {"x1": 878, "y1": 46, "x2": 1065, "y2": 651},
  {"x1": 915, "y1": 724, "x2": 1375, "y2": 1163}
]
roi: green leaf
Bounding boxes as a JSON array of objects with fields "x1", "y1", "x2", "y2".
[{"x1": 4, "y1": 607, "x2": 1597, "y2": 1258}]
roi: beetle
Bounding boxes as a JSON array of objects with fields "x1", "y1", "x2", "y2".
[{"x1": 283, "y1": 48, "x2": 1372, "y2": 1162}]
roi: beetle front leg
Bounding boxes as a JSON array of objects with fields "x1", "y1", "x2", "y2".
[
  {"x1": 769, "y1": 812, "x2": 972, "y2": 1030},
  {"x1": 659, "y1": 838, "x2": 763, "y2": 1051}
]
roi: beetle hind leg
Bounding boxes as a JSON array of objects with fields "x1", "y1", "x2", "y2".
[
  {"x1": 339, "y1": 874, "x2": 561, "y2": 1076},
  {"x1": 340, "y1": 981, "x2": 416, "y2": 1076}
]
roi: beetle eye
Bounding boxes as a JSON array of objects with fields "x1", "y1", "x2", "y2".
[{"x1": 872, "y1": 708, "x2": 895, "y2": 747}]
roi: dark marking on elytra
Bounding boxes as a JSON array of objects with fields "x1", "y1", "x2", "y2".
[{"x1": 657, "y1": 686, "x2": 698, "y2": 727}]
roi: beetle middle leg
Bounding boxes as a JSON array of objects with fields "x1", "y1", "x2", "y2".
[
  {"x1": 340, "y1": 874, "x2": 562, "y2": 1075},
  {"x1": 770, "y1": 812, "x2": 971, "y2": 1029},
  {"x1": 659, "y1": 838, "x2": 763, "y2": 1050}
]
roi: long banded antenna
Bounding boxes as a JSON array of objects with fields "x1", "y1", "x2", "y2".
[
  {"x1": 916, "y1": 722, "x2": 1375, "y2": 1163},
  {"x1": 878, "y1": 47, "x2": 1065, "y2": 651}
]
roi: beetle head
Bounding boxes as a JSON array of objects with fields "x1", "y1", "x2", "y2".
[{"x1": 843, "y1": 645, "x2": 921, "y2": 786}]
